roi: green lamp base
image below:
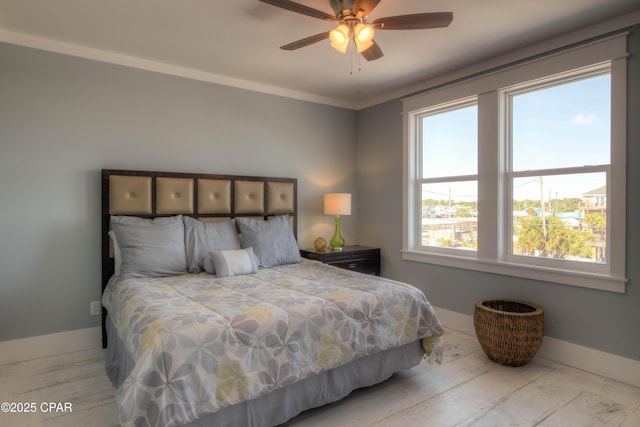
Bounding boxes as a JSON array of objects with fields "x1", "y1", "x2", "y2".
[{"x1": 330, "y1": 215, "x2": 345, "y2": 251}]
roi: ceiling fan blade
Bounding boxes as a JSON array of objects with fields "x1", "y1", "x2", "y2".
[
  {"x1": 280, "y1": 31, "x2": 331, "y2": 51},
  {"x1": 259, "y1": 0, "x2": 336, "y2": 22},
  {"x1": 352, "y1": 0, "x2": 381, "y2": 17},
  {"x1": 361, "y1": 40, "x2": 384, "y2": 61},
  {"x1": 373, "y1": 12, "x2": 453, "y2": 30}
]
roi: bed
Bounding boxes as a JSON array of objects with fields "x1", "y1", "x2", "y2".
[{"x1": 101, "y1": 169, "x2": 444, "y2": 427}]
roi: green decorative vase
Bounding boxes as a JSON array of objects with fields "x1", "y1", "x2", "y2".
[{"x1": 330, "y1": 215, "x2": 345, "y2": 251}]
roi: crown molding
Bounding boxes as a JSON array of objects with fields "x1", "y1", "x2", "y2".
[{"x1": 0, "y1": 29, "x2": 358, "y2": 110}]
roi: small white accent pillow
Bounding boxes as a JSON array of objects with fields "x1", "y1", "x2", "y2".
[{"x1": 209, "y1": 247, "x2": 259, "y2": 278}]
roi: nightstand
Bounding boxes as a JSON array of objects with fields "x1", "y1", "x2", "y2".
[{"x1": 300, "y1": 245, "x2": 381, "y2": 276}]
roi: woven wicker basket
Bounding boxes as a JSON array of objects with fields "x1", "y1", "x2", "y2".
[{"x1": 473, "y1": 299, "x2": 544, "y2": 367}]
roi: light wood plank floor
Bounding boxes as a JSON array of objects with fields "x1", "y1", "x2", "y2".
[{"x1": 1, "y1": 328, "x2": 639, "y2": 427}]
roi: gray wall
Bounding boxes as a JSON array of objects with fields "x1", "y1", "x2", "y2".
[
  {"x1": 2, "y1": 24, "x2": 637, "y2": 362},
  {"x1": 356, "y1": 25, "x2": 640, "y2": 361},
  {"x1": 0, "y1": 42, "x2": 357, "y2": 341}
]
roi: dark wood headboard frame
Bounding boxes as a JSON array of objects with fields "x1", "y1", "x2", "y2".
[{"x1": 101, "y1": 169, "x2": 298, "y2": 347}]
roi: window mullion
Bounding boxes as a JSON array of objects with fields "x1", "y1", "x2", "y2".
[{"x1": 477, "y1": 91, "x2": 500, "y2": 262}]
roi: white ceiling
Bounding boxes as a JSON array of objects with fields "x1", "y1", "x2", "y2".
[{"x1": 1, "y1": 0, "x2": 638, "y2": 109}]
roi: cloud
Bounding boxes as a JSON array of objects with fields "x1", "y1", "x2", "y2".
[{"x1": 570, "y1": 113, "x2": 597, "y2": 125}]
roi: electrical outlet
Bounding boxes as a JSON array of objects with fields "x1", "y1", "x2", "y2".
[{"x1": 90, "y1": 301, "x2": 101, "y2": 316}]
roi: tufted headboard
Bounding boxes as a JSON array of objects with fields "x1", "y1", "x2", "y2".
[{"x1": 101, "y1": 169, "x2": 297, "y2": 346}]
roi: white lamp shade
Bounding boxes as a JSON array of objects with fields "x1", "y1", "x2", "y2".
[
  {"x1": 354, "y1": 23, "x2": 374, "y2": 53},
  {"x1": 329, "y1": 24, "x2": 350, "y2": 54},
  {"x1": 324, "y1": 193, "x2": 351, "y2": 215}
]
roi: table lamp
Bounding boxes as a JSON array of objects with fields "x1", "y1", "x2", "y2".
[{"x1": 324, "y1": 193, "x2": 351, "y2": 251}]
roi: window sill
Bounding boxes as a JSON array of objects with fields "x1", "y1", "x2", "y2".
[{"x1": 401, "y1": 249, "x2": 626, "y2": 293}]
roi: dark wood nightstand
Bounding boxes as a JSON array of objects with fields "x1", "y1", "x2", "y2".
[{"x1": 299, "y1": 245, "x2": 381, "y2": 276}]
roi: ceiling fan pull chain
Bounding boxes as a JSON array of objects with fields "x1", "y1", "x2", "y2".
[
  {"x1": 348, "y1": 39, "x2": 363, "y2": 75},
  {"x1": 350, "y1": 39, "x2": 354, "y2": 75}
]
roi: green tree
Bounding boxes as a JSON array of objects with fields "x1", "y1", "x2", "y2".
[
  {"x1": 438, "y1": 238, "x2": 455, "y2": 247},
  {"x1": 584, "y1": 214, "x2": 605, "y2": 226},
  {"x1": 455, "y1": 207, "x2": 472, "y2": 218},
  {"x1": 583, "y1": 214, "x2": 606, "y2": 237},
  {"x1": 514, "y1": 215, "x2": 594, "y2": 259},
  {"x1": 513, "y1": 199, "x2": 541, "y2": 211},
  {"x1": 514, "y1": 216, "x2": 546, "y2": 256},
  {"x1": 555, "y1": 197, "x2": 582, "y2": 212}
]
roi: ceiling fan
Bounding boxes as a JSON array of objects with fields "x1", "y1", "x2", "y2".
[{"x1": 259, "y1": 0, "x2": 453, "y2": 61}]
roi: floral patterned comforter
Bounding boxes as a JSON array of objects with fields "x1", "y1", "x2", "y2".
[{"x1": 103, "y1": 259, "x2": 444, "y2": 427}]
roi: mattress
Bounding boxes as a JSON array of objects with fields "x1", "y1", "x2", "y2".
[{"x1": 103, "y1": 259, "x2": 444, "y2": 427}]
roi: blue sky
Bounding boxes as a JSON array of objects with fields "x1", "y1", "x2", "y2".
[
  {"x1": 512, "y1": 74, "x2": 610, "y2": 171},
  {"x1": 421, "y1": 73, "x2": 610, "y2": 203}
]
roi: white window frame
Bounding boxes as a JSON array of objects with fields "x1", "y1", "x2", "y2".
[
  {"x1": 415, "y1": 96, "x2": 478, "y2": 258},
  {"x1": 402, "y1": 33, "x2": 628, "y2": 293},
  {"x1": 502, "y1": 65, "x2": 612, "y2": 276}
]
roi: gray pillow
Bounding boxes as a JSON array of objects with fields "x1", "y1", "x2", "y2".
[
  {"x1": 183, "y1": 217, "x2": 241, "y2": 273},
  {"x1": 210, "y1": 247, "x2": 259, "y2": 278},
  {"x1": 111, "y1": 215, "x2": 187, "y2": 279},
  {"x1": 236, "y1": 215, "x2": 301, "y2": 268}
]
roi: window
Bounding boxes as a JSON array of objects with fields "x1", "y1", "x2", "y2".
[
  {"x1": 402, "y1": 34, "x2": 627, "y2": 292},
  {"x1": 419, "y1": 99, "x2": 478, "y2": 253},
  {"x1": 505, "y1": 71, "x2": 610, "y2": 273}
]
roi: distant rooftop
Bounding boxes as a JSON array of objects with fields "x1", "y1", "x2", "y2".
[{"x1": 583, "y1": 185, "x2": 606, "y2": 196}]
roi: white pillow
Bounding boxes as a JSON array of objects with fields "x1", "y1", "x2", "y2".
[{"x1": 209, "y1": 247, "x2": 259, "y2": 277}]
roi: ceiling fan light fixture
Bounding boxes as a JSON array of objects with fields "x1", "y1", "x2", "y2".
[
  {"x1": 329, "y1": 24, "x2": 350, "y2": 53},
  {"x1": 262, "y1": 0, "x2": 453, "y2": 62},
  {"x1": 354, "y1": 22, "x2": 374, "y2": 53}
]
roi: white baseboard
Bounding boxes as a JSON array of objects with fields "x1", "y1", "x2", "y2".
[
  {"x1": 0, "y1": 327, "x2": 102, "y2": 366},
  {"x1": 434, "y1": 306, "x2": 640, "y2": 389}
]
